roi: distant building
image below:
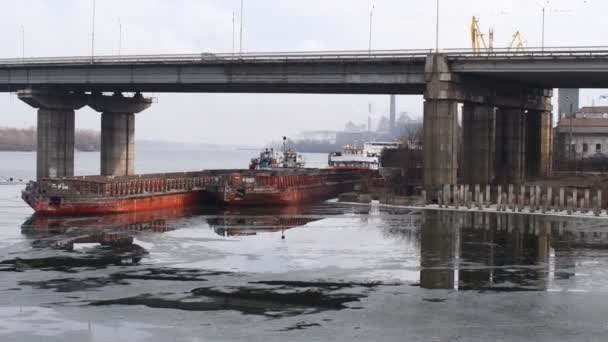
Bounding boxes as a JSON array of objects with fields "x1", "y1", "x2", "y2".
[
  {"x1": 555, "y1": 106, "x2": 608, "y2": 160},
  {"x1": 558, "y1": 88, "x2": 579, "y2": 118}
]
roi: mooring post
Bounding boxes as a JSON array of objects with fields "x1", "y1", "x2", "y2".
[
  {"x1": 421, "y1": 190, "x2": 427, "y2": 207},
  {"x1": 497, "y1": 189, "x2": 503, "y2": 211},
  {"x1": 541, "y1": 195, "x2": 547, "y2": 213},
  {"x1": 593, "y1": 196, "x2": 600, "y2": 216},
  {"x1": 485, "y1": 185, "x2": 491, "y2": 208},
  {"x1": 508, "y1": 184, "x2": 514, "y2": 210},
  {"x1": 530, "y1": 194, "x2": 536, "y2": 213}
]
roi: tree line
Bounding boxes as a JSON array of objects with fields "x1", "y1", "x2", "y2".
[{"x1": 0, "y1": 127, "x2": 101, "y2": 151}]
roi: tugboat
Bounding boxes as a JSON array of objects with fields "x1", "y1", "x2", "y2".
[{"x1": 249, "y1": 137, "x2": 305, "y2": 170}]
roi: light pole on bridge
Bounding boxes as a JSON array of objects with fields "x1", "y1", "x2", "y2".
[
  {"x1": 541, "y1": 0, "x2": 550, "y2": 51},
  {"x1": 435, "y1": 0, "x2": 440, "y2": 52},
  {"x1": 20, "y1": 25, "x2": 25, "y2": 61},
  {"x1": 239, "y1": 0, "x2": 244, "y2": 57},
  {"x1": 91, "y1": 0, "x2": 96, "y2": 58},
  {"x1": 368, "y1": 3, "x2": 375, "y2": 54}
]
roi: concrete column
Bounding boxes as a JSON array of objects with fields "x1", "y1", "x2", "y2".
[
  {"x1": 89, "y1": 93, "x2": 152, "y2": 176},
  {"x1": 423, "y1": 99, "x2": 459, "y2": 193},
  {"x1": 101, "y1": 113, "x2": 135, "y2": 176},
  {"x1": 495, "y1": 108, "x2": 525, "y2": 184},
  {"x1": 18, "y1": 89, "x2": 85, "y2": 179},
  {"x1": 525, "y1": 110, "x2": 553, "y2": 178},
  {"x1": 36, "y1": 109, "x2": 75, "y2": 179},
  {"x1": 462, "y1": 104, "x2": 494, "y2": 185}
]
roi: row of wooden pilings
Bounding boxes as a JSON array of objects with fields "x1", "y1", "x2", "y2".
[{"x1": 421, "y1": 184, "x2": 605, "y2": 216}]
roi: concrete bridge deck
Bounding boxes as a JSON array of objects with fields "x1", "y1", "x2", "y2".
[{"x1": 2, "y1": 47, "x2": 608, "y2": 93}]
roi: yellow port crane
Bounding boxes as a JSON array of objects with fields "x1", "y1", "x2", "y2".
[
  {"x1": 508, "y1": 31, "x2": 525, "y2": 52},
  {"x1": 471, "y1": 16, "x2": 525, "y2": 53},
  {"x1": 471, "y1": 16, "x2": 492, "y2": 53}
]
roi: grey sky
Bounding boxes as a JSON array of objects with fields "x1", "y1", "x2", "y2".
[{"x1": 0, "y1": 0, "x2": 606, "y2": 145}]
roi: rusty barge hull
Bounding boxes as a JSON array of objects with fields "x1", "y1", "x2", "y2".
[{"x1": 22, "y1": 169, "x2": 374, "y2": 216}]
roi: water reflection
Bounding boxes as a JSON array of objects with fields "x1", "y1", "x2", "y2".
[
  {"x1": 14, "y1": 204, "x2": 608, "y2": 292},
  {"x1": 207, "y1": 206, "x2": 323, "y2": 237},
  {"x1": 419, "y1": 210, "x2": 608, "y2": 291}
]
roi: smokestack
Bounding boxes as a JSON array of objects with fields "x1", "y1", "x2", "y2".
[
  {"x1": 389, "y1": 95, "x2": 396, "y2": 132},
  {"x1": 368, "y1": 103, "x2": 372, "y2": 132}
]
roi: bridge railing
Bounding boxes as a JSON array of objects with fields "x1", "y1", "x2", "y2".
[
  {"x1": 0, "y1": 49, "x2": 433, "y2": 66},
  {"x1": 444, "y1": 46, "x2": 608, "y2": 58},
  {"x1": 3, "y1": 46, "x2": 608, "y2": 66}
]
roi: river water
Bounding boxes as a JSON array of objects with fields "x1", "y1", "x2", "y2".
[{"x1": 1, "y1": 150, "x2": 608, "y2": 341}]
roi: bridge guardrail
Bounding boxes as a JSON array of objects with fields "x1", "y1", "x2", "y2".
[
  {"x1": 0, "y1": 49, "x2": 433, "y2": 66},
  {"x1": 3, "y1": 46, "x2": 608, "y2": 67}
]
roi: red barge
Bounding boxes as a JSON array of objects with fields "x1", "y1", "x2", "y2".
[
  {"x1": 22, "y1": 139, "x2": 376, "y2": 216},
  {"x1": 22, "y1": 168, "x2": 373, "y2": 216}
]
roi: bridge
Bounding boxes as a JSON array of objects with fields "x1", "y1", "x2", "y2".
[{"x1": 4, "y1": 47, "x2": 608, "y2": 190}]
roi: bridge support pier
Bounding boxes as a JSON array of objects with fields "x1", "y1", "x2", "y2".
[
  {"x1": 495, "y1": 109, "x2": 526, "y2": 184},
  {"x1": 525, "y1": 110, "x2": 553, "y2": 179},
  {"x1": 462, "y1": 104, "x2": 495, "y2": 185},
  {"x1": 423, "y1": 99, "x2": 459, "y2": 193},
  {"x1": 17, "y1": 89, "x2": 86, "y2": 179},
  {"x1": 89, "y1": 93, "x2": 152, "y2": 176}
]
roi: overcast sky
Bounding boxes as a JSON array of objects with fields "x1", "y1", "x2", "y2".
[{"x1": 1, "y1": 0, "x2": 607, "y2": 146}]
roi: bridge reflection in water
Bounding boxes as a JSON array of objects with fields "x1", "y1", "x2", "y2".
[{"x1": 419, "y1": 210, "x2": 608, "y2": 291}]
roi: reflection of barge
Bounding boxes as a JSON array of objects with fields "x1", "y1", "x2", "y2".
[{"x1": 22, "y1": 168, "x2": 373, "y2": 216}]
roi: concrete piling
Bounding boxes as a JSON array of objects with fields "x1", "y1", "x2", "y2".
[
  {"x1": 567, "y1": 197, "x2": 573, "y2": 215},
  {"x1": 573, "y1": 190, "x2": 578, "y2": 212},
  {"x1": 438, "y1": 191, "x2": 443, "y2": 208},
  {"x1": 541, "y1": 195, "x2": 547, "y2": 213},
  {"x1": 547, "y1": 187, "x2": 553, "y2": 210},
  {"x1": 559, "y1": 188, "x2": 565, "y2": 211},
  {"x1": 497, "y1": 189, "x2": 502, "y2": 211},
  {"x1": 580, "y1": 198, "x2": 585, "y2": 213},
  {"x1": 584, "y1": 189, "x2": 590, "y2": 214},
  {"x1": 593, "y1": 196, "x2": 600, "y2": 216},
  {"x1": 554, "y1": 196, "x2": 560, "y2": 212},
  {"x1": 508, "y1": 184, "x2": 514, "y2": 211},
  {"x1": 467, "y1": 191, "x2": 473, "y2": 209},
  {"x1": 502, "y1": 193, "x2": 508, "y2": 212},
  {"x1": 485, "y1": 185, "x2": 491, "y2": 208},
  {"x1": 530, "y1": 194, "x2": 536, "y2": 213},
  {"x1": 599, "y1": 190, "x2": 603, "y2": 215},
  {"x1": 421, "y1": 190, "x2": 427, "y2": 206},
  {"x1": 460, "y1": 185, "x2": 465, "y2": 205}
]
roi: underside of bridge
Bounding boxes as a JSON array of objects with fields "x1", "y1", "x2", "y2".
[{"x1": 423, "y1": 54, "x2": 553, "y2": 194}]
